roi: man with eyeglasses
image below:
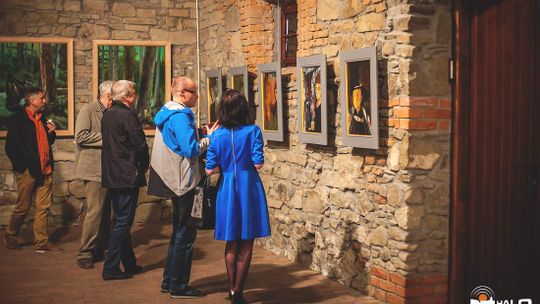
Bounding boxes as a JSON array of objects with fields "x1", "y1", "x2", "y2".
[{"x1": 148, "y1": 76, "x2": 218, "y2": 299}]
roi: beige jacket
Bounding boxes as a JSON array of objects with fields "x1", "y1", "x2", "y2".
[{"x1": 74, "y1": 100, "x2": 105, "y2": 182}]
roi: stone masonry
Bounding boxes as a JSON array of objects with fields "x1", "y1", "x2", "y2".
[
  {"x1": 199, "y1": 1, "x2": 451, "y2": 303},
  {"x1": 1, "y1": 0, "x2": 452, "y2": 303},
  {"x1": 0, "y1": 0, "x2": 198, "y2": 225}
]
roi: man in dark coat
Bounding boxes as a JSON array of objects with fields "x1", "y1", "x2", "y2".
[
  {"x1": 101, "y1": 80, "x2": 149, "y2": 280},
  {"x1": 4, "y1": 87, "x2": 63, "y2": 253}
]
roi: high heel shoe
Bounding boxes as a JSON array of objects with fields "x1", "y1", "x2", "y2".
[{"x1": 229, "y1": 290, "x2": 247, "y2": 304}]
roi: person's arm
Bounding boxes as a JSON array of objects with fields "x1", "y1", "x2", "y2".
[
  {"x1": 5, "y1": 116, "x2": 24, "y2": 172},
  {"x1": 205, "y1": 134, "x2": 220, "y2": 175},
  {"x1": 171, "y1": 113, "x2": 201, "y2": 158},
  {"x1": 251, "y1": 126, "x2": 264, "y2": 170},
  {"x1": 126, "y1": 112, "x2": 149, "y2": 170},
  {"x1": 75, "y1": 105, "x2": 101, "y2": 147}
]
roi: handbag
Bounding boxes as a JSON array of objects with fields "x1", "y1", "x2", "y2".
[{"x1": 191, "y1": 175, "x2": 217, "y2": 230}]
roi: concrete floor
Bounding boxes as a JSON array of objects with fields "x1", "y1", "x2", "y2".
[{"x1": 0, "y1": 223, "x2": 379, "y2": 304}]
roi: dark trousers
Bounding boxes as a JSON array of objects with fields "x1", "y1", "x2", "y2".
[
  {"x1": 103, "y1": 188, "x2": 138, "y2": 274},
  {"x1": 162, "y1": 189, "x2": 197, "y2": 291}
]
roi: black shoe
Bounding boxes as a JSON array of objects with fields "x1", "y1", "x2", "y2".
[
  {"x1": 92, "y1": 253, "x2": 104, "y2": 262},
  {"x1": 160, "y1": 284, "x2": 169, "y2": 293},
  {"x1": 4, "y1": 234, "x2": 21, "y2": 250},
  {"x1": 126, "y1": 265, "x2": 143, "y2": 275},
  {"x1": 102, "y1": 271, "x2": 133, "y2": 281},
  {"x1": 77, "y1": 258, "x2": 94, "y2": 269},
  {"x1": 229, "y1": 291, "x2": 247, "y2": 304},
  {"x1": 169, "y1": 286, "x2": 205, "y2": 299}
]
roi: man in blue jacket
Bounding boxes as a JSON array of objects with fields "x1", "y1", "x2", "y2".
[{"x1": 148, "y1": 76, "x2": 218, "y2": 299}]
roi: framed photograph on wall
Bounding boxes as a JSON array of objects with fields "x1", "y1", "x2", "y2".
[
  {"x1": 257, "y1": 62, "x2": 283, "y2": 142},
  {"x1": 0, "y1": 37, "x2": 74, "y2": 137},
  {"x1": 228, "y1": 65, "x2": 248, "y2": 100},
  {"x1": 297, "y1": 54, "x2": 327, "y2": 145},
  {"x1": 93, "y1": 40, "x2": 171, "y2": 135},
  {"x1": 205, "y1": 69, "x2": 222, "y2": 123},
  {"x1": 340, "y1": 47, "x2": 379, "y2": 149}
]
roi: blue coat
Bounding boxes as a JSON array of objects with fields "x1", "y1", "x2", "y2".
[{"x1": 206, "y1": 125, "x2": 271, "y2": 241}]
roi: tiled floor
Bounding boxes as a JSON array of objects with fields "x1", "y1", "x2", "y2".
[{"x1": 0, "y1": 223, "x2": 379, "y2": 303}]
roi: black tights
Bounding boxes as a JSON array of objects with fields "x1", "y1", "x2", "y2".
[{"x1": 225, "y1": 239, "x2": 254, "y2": 293}]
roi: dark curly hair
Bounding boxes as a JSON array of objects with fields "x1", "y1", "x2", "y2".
[{"x1": 218, "y1": 89, "x2": 251, "y2": 128}]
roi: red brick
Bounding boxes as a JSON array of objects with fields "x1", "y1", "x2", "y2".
[
  {"x1": 421, "y1": 274, "x2": 447, "y2": 284},
  {"x1": 405, "y1": 285, "x2": 434, "y2": 297},
  {"x1": 389, "y1": 98, "x2": 400, "y2": 107},
  {"x1": 379, "y1": 280, "x2": 396, "y2": 293},
  {"x1": 438, "y1": 121, "x2": 451, "y2": 131},
  {"x1": 371, "y1": 266, "x2": 389, "y2": 280},
  {"x1": 401, "y1": 96, "x2": 438, "y2": 107},
  {"x1": 373, "y1": 288, "x2": 387, "y2": 301},
  {"x1": 400, "y1": 119, "x2": 437, "y2": 130},
  {"x1": 387, "y1": 293, "x2": 406, "y2": 304},
  {"x1": 405, "y1": 276, "x2": 424, "y2": 287},
  {"x1": 365, "y1": 156, "x2": 376, "y2": 165},
  {"x1": 424, "y1": 109, "x2": 451, "y2": 119},
  {"x1": 394, "y1": 107, "x2": 423, "y2": 118},
  {"x1": 370, "y1": 277, "x2": 382, "y2": 288},
  {"x1": 390, "y1": 273, "x2": 406, "y2": 286},
  {"x1": 395, "y1": 285, "x2": 407, "y2": 297},
  {"x1": 438, "y1": 98, "x2": 451, "y2": 108},
  {"x1": 434, "y1": 283, "x2": 448, "y2": 294}
]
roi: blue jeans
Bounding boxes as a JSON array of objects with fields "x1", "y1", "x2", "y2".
[
  {"x1": 162, "y1": 189, "x2": 197, "y2": 291},
  {"x1": 103, "y1": 188, "x2": 138, "y2": 274}
]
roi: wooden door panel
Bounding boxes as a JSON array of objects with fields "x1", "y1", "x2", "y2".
[{"x1": 452, "y1": 0, "x2": 539, "y2": 301}]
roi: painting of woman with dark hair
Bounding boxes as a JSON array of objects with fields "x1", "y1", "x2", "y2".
[
  {"x1": 302, "y1": 66, "x2": 321, "y2": 133},
  {"x1": 348, "y1": 84, "x2": 371, "y2": 135},
  {"x1": 262, "y1": 72, "x2": 278, "y2": 131}
]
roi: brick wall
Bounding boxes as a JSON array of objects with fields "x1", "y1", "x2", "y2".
[
  {"x1": 197, "y1": 0, "x2": 452, "y2": 302},
  {"x1": 0, "y1": 0, "x2": 453, "y2": 302}
]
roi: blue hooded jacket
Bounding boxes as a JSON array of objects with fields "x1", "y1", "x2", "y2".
[
  {"x1": 153, "y1": 101, "x2": 203, "y2": 159},
  {"x1": 148, "y1": 101, "x2": 210, "y2": 198}
]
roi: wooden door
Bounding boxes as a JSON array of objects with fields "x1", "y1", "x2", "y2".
[{"x1": 451, "y1": 0, "x2": 540, "y2": 302}]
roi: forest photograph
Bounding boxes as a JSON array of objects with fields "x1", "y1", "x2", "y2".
[
  {"x1": 95, "y1": 42, "x2": 169, "y2": 130},
  {"x1": 0, "y1": 39, "x2": 71, "y2": 136}
]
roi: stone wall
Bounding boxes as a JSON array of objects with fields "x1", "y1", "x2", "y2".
[
  {"x1": 0, "y1": 0, "x2": 452, "y2": 302},
  {"x1": 0, "y1": 0, "x2": 198, "y2": 226},
  {"x1": 199, "y1": 0, "x2": 451, "y2": 302}
]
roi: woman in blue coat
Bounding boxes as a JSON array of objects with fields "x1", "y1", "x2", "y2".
[{"x1": 206, "y1": 89, "x2": 271, "y2": 304}]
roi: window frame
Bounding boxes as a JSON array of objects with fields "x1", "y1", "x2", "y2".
[{"x1": 280, "y1": 2, "x2": 298, "y2": 66}]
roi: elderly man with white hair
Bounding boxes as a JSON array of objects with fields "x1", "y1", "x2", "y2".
[
  {"x1": 74, "y1": 80, "x2": 114, "y2": 269},
  {"x1": 101, "y1": 80, "x2": 149, "y2": 281}
]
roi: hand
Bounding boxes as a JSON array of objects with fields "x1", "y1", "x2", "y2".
[
  {"x1": 206, "y1": 120, "x2": 221, "y2": 135},
  {"x1": 46, "y1": 120, "x2": 56, "y2": 133}
]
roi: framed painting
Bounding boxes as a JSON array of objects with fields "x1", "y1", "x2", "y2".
[
  {"x1": 340, "y1": 47, "x2": 379, "y2": 149},
  {"x1": 92, "y1": 40, "x2": 171, "y2": 135},
  {"x1": 297, "y1": 54, "x2": 327, "y2": 145},
  {"x1": 257, "y1": 62, "x2": 283, "y2": 142},
  {"x1": 0, "y1": 37, "x2": 74, "y2": 137},
  {"x1": 228, "y1": 65, "x2": 248, "y2": 99},
  {"x1": 205, "y1": 69, "x2": 222, "y2": 123}
]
